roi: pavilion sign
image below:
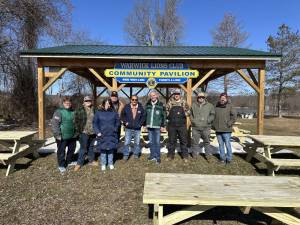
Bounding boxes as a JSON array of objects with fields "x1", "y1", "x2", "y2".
[{"x1": 104, "y1": 63, "x2": 199, "y2": 86}]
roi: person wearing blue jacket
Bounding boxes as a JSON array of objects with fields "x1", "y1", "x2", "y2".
[
  {"x1": 120, "y1": 95, "x2": 145, "y2": 160},
  {"x1": 93, "y1": 98, "x2": 120, "y2": 171}
]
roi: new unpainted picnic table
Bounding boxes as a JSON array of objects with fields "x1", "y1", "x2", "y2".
[
  {"x1": 0, "y1": 131, "x2": 44, "y2": 176},
  {"x1": 245, "y1": 135, "x2": 300, "y2": 176},
  {"x1": 143, "y1": 173, "x2": 300, "y2": 225}
]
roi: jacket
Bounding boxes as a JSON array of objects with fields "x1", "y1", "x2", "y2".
[
  {"x1": 51, "y1": 107, "x2": 76, "y2": 140},
  {"x1": 145, "y1": 100, "x2": 166, "y2": 129},
  {"x1": 93, "y1": 109, "x2": 120, "y2": 151},
  {"x1": 112, "y1": 100, "x2": 125, "y2": 116},
  {"x1": 74, "y1": 106, "x2": 95, "y2": 134},
  {"x1": 212, "y1": 102, "x2": 237, "y2": 132},
  {"x1": 190, "y1": 101, "x2": 215, "y2": 129},
  {"x1": 121, "y1": 103, "x2": 145, "y2": 130},
  {"x1": 166, "y1": 98, "x2": 190, "y2": 127}
]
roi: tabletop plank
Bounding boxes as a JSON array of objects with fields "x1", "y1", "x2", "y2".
[
  {"x1": 249, "y1": 135, "x2": 300, "y2": 147},
  {"x1": 143, "y1": 173, "x2": 300, "y2": 207},
  {"x1": 0, "y1": 131, "x2": 37, "y2": 140}
]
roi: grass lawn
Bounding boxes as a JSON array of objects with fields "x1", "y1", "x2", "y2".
[{"x1": 0, "y1": 117, "x2": 299, "y2": 225}]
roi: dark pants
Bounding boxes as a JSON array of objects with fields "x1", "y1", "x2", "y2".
[
  {"x1": 167, "y1": 125, "x2": 189, "y2": 159},
  {"x1": 56, "y1": 138, "x2": 77, "y2": 168},
  {"x1": 77, "y1": 133, "x2": 96, "y2": 166},
  {"x1": 191, "y1": 127, "x2": 211, "y2": 155}
]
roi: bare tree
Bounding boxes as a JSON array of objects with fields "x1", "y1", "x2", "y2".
[
  {"x1": 124, "y1": 0, "x2": 183, "y2": 46},
  {"x1": 266, "y1": 24, "x2": 300, "y2": 117},
  {"x1": 211, "y1": 13, "x2": 249, "y2": 93},
  {"x1": 0, "y1": 0, "x2": 72, "y2": 122}
]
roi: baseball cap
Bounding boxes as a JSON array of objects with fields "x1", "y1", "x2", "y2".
[
  {"x1": 83, "y1": 96, "x2": 92, "y2": 101},
  {"x1": 197, "y1": 92, "x2": 206, "y2": 98},
  {"x1": 172, "y1": 88, "x2": 181, "y2": 95},
  {"x1": 111, "y1": 91, "x2": 118, "y2": 97}
]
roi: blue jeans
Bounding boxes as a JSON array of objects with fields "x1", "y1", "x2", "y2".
[
  {"x1": 216, "y1": 132, "x2": 232, "y2": 161},
  {"x1": 77, "y1": 133, "x2": 96, "y2": 166},
  {"x1": 148, "y1": 128, "x2": 161, "y2": 161},
  {"x1": 123, "y1": 128, "x2": 141, "y2": 157},
  {"x1": 100, "y1": 153, "x2": 113, "y2": 166}
]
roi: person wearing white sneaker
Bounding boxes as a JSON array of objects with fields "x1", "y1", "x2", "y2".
[{"x1": 93, "y1": 98, "x2": 120, "y2": 172}]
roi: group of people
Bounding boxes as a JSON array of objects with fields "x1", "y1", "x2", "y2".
[{"x1": 51, "y1": 89, "x2": 236, "y2": 174}]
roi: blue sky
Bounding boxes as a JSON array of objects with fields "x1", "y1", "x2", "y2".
[{"x1": 72, "y1": 0, "x2": 300, "y2": 51}]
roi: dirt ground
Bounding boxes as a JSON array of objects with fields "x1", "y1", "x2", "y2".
[{"x1": 0, "y1": 117, "x2": 299, "y2": 225}]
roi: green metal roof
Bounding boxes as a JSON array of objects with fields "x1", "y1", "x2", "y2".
[{"x1": 20, "y1": 45, "x2": 281, "y2": 60}]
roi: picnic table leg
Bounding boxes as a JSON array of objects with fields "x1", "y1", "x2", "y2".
[
  {"x1": 153, "y1": 204, "x2": 163, "y2": 225},
  {"x1": 6, "y1": 140, "x2": 20, "y2": 176},
  {"x1": 264, "y1": 146, "x2": 275, "y2": 176}
]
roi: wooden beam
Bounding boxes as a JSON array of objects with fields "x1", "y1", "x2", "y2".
[
  {"x1": 117, "y1": 84, "x2": 126, "y2": 92},
  {"x1": 120, "y1": 89, "x2": 130, "y2": 99},
  {"x1": 257, "y1": 69, "x2": 265, "y2": 134},
  {"x1": 97, "y1": 87, "x2": 107, "y2": 97},
  {"x1": 112, "y1": 78, "x2": 117, "y2": 91},
  {"x1": 37, "y1": 65, "x2": 45, "y2": 140},
  {"x1": 186, "y1": 79, "x2": 192, "y2": 128},
  {"x1": 42, "y1": 68, "x2": 67, "y2": 92},
  {"x1": 246, "y1": 68, "x2": 258, "y2": 86},
  {"x1": 135, "y1": 87, "x2": 144, "y2": 96},
  {"x1": 88, "y1": 68, "x2": 112, "y2": 90},
  {"x1": 179, "y1": 84, "x2": 187, "y2": 93},
  {"x1": 236, "y1": 69, "x2": 260, "y2": 93},
  {"x1": 254, "y1": 207, "x2": 300, "y2": 225},
  {"x1": 192, "y1": 69, "x2": 215, "y2": 91}
]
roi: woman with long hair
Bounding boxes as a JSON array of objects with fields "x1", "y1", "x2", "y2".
[{"x1": 93, "y1": 98, "x2": 120, "y2": 171}]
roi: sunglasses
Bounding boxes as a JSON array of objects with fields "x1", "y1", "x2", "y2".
[
  {"x1": 131, "y1": 99, "x2": 138, "y2": 101},
  {"x1": 84, "y1": 100, "x2": 92, "y2": 102},
  {"x1": 197, "y1": 96, "x2": 205, "y2": 99}
]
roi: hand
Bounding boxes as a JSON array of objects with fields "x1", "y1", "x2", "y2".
[
  {"x1": 97, "y1": 133, "x2": 102, "y2": 137},
  {"x1": 125, "y1": 122, "x2": 129, "y2": 126},
  {"x1": 56, "y1": 135, "x2": 62, "y2": 141},
  {"x1": 160, "y1": 127, "x2": 166, "y2": 132}
]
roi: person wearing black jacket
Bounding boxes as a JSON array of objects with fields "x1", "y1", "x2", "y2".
[{"x1": 121, "y1": 95, "x2": 145, "y2": 160}]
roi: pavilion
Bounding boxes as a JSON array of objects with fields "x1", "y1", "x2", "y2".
[{"x1": 20, "y1": 45, "x2": 281, "y2": 139}]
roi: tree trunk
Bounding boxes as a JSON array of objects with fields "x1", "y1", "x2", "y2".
[
  {"x1": 277, "y1": 88, "x2": 283, "y2": 118},
  {"x1": 224, "y1": 75, "x2": 228, "y2": 93}
]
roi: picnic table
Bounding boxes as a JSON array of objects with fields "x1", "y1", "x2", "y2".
[
  {"x1": 0, "y1": 131, "x2": 44, "y2": 176},
  {"x1": 245, "y1": 135, "x2": 300, "y2": 176},
  {"x1": 143, "y1": 173, "x2": 300, "y2": 225}
]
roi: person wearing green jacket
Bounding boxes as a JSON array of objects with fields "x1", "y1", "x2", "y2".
[
  {"x1": 145, "y1": 90, "x2": 166, "y2": 164},
  {"x1": 190, "y1": 92, "x2": 215, "y2": 160},
  {"x1": 51, "y1": 97, "x2": 78, "y2": 173},
  {"x1": 213, "y1": 93, "x2": 237, "y2": 164}
]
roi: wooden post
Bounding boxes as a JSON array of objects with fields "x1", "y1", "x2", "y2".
[
  {"x1": 112, "y1": 78, "x2": 117, "y2": 91},
  {"x1": 92, "y1": 84, "x2": 97, "y2": 106},
  {"x1": 37, "y1": 64, "x2": 45, "y2": 140},
  {"x1": 186, "y1": 79, "x2": 192, "y2": 128},
  {"x1": 257, "y1": 69, "x2": 265, "y2": 134}
]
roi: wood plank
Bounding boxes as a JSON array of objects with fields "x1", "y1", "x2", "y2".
[
  {"x1": 0, "y1": 131, "x2": 37, "y2": 140},
  {"x1": 163, "y1": 205, "x2": 213, "y2": 225},
  {"x1": 143, "y1": 173, "x2": 300, "y2": 207},
  {"x1": 236, "y1": 69, "x2": 260, "y2": 93},
  {"x1": 88, "y1": 68, "x2": 112, "y2": 90},
  {"x1": 257, "y1": 69, "x2": 265, "y2": 135},
  {"x1": 269, "y1": 159, "x2": 300, "y2": 167},
  {"x1": 37, "y1": 64, "x2": 45, "y2": 140},
  {"x1": 192, "y1": 69, "x2": 215, "y2": 91},
  {"x1": 246, "y1": 68, "x2": 258, "y2": 86},
  {"x1": 249, "y1": 135, "x2": 300, "y2": 147},
  {"x1": 254, "y1": 207, "x2": 300, "y2": 225},
  {"x1": 42, "y1": 68, "x2": 67, "y2": 92}
]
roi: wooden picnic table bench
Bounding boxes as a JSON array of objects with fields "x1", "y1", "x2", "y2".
[
  {"x1": 143, "y1": 173, "x2": 300, "y2": 225},
  {"x1": 245, "y1": 135, "x2": 300, "y2": 176},
  {"x1": 0, "y1": 131, "x2": 44, "y2": 176}
]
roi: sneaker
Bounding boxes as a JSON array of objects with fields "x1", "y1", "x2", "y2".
[
  {"x1": 88, "y1": 161, "x2": 98, "y2": 167},
  {"x1": 156, "y1": 159, "x2": 161, "y2": 165},
  {"x1": 133, "y1": 155, "x2": 139, "y2": 159},
  {"x1": 74, "y1": 165, "x2": 81, "y2": 172},
  {"x1": 58, "y1": 167, "x2": 66, "y2": 173},
  {"x1": 191, "y1": 152, "x2": 198, "y2": 158},
  {"x1": 109, "y1": 165, "x2": 114, "y2": 170},
  {"x1": 226, "y1": 159, "x2": 231, "y2": 165},
  {"x1": 183, "y1": 158, "x2": 188, "y2": 163},
  {"x1": 219, "y1": 160, "x2": 226, "y2": 164},
  {"x1": 147, "y1": 157, "x2": 156, "y2": 161},
  {"x1": 101, "y1": 165, "x2": 106, "y2": 171},
  {"x1": 68, "y1": 161, "x2": 77, "y2": 167}
]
